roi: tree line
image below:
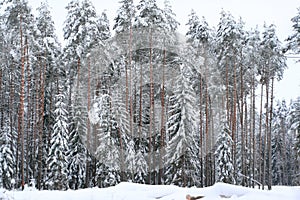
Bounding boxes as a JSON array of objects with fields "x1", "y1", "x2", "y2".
[{"x1": 0, "y1": 0, "x2": 299, "y2": 191}]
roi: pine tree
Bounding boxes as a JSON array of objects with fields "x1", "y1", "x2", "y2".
[
  {"x1": 215, "y1": 13, "x2": 245, "y2": 181},
  {"x1": 63, "y1": 0, "x2": 101, "y2": 59},
  {"x1": 244, "y1": 28, "x2": 261, "y2": 187},
  {"x1": 185, "y1": 10, "x2": 209, "y2": 187},
  {"x1": 215, "y1": 121, "x2": 235, "y2": 184},
  {"x1": 186, "y1": 10, "x2": 210, "y2": 52},
  {"x1": 134, "y1": 0, "x2": 165, "y2": 29},
  {"x1": 98, "y1": 11, "x2": 111, "y2": 41},
  {"x1": 1, "y1": 0, "x2": 41, "y2": 189},
  {"x1": 260, "y1": 23, "x2": 287, "y2": 189},
  {"x1": 286, "y1": 7, "x2": 300, "y2": 60},
  {"x1": 162, "y1": 0, "x2": 179, "y2": 32},
  {"x1": 63, "y1": 0, "x2": 104, "y2": 187},
  {"x1": 113, "y1": 0, "x2": 135, "y2": 34}
]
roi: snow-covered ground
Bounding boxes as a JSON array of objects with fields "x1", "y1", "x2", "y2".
[{"x1": 1, "y1": 182, "x2": 300, "y2": 200}]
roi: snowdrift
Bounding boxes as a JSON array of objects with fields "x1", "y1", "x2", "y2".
[{"x1": 1, "y1": 182, "x2": 300, "y2": 200}]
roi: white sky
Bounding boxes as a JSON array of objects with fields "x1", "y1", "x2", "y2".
[{"x1": 28, "y1": 0, "x2": 300, "y2": 101}]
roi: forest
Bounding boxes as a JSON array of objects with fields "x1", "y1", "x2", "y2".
[{"x1": 0, "y1": 0, "x2": 300, "y2": 191}]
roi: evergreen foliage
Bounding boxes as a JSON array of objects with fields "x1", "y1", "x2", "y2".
[
  {"x1": 215, "y1": 121, "x2": 235, "y2": 184},
  {"x1": 0, "y1": 0, "x2": 298, "y2": 190}
]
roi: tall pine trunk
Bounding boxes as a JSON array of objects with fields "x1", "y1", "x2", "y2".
[
  {"x1": 158, "y1": 48, "x2": 166, "y2": 184},
  {"x1": 267, "y1": 77, "x2": 274, "y2": 190},
  {"x1": 37, "y1": 53, "x2": 46, "y2": 190},
  {"x1": 251, "y1": 74, "x2": 256, "y2": 188},
  {"x1": 205, "y1": 59, "x2": 210, "y2": 186},
  {"x1": 0, "y1": 68, "x2": 2, "y2": 130},
  {"x1": 128, "y1": 24, "x2": 134, "y2": 181},
  {"x1": 262, "y1": 77, "x2": 269, "y2": 190},
  {"x1": 25, "y1": 36, "x2": 30, "y2": 184},
  {"x1": 258, "y1": 83, "x2": 264, "y2": 188},
  {"x1": 240, "y1": 65, "x2": 245, "y2": 186},
  {"x1": 199, "y1": 64, "x2": 204, "y2": 188},
  {"x1": 18, "y1": 14, "x2": 26, "y2": 190},
  {"x1": 148, "y1": 28, "x2": 153, "y2": 184},
  {"x1": 232, "y1": 62, "x2": 237, "y2": 181}
]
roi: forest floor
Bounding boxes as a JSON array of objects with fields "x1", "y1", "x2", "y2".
[{"x1": 1, "y1": 182, "x2": 300, "y2": 200}]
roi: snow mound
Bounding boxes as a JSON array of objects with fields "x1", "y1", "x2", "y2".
[{"x1": 2, "y1": 182, "x2": 300, "y2": 200}]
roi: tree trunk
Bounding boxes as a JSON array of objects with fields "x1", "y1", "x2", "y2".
[
  {"x1": 128, "y1": 24, "x2": 134, "y2": 181},
  {"x1": 258, "y1": 83, "x2": 264, "y2": 189},
  {"x1": 244, "y1": 95, "x2": 248, "y2": 186},
  {"x1": 10, "y1": 63, "x2": 17, "y2": 180},
  {"x1": 263, "y1": 78, "x2": 269, "y2": 190},
  {"x1": 139, "y1": 62, "x2": 143, "y2": 139},
  {"x1": 86, "y1": 57, "x2": 91, "y2": 188},
  {"x1": 25, "y1": 36, "x2": 30, "y2": 184},
  {"x1": 37, "y1": 52, "x2": 46, "y2": 190},
  {"x1": 0, "y1": 68, "x2": 2, "y2": 129},
  {"x1": 267, "y1": 77, "x2": 274, "y2": 190},
  {"x1": 240, "y1": 65, "x2": 245, "y2": 186},
  {"x1": 18, "y1": 15, "x2": 26, "y2": 190},
  {"x1": 148, "y1": 28, "x2": 153, "y2": 184},
  {"x1": 232, "y1": 62, "x2": 237, "y2": 181},
  {"x1": 199, "y1": 67, "x2": 203, "y2": 188},
  {"x1": 251, "y1": 74, "x2": 256, "y2": 188},
  {"x1": 205, "y1": 59, "x2": 210, "y2": 187},
  {"x1": 282, "y1": 104, "x2": 287, "y2": 185},
  {"x1": 158, "y1": 48, "x2": 166, "y2": 185},
  {"x1": 225, "y1": 61, "x2": 229, "y2": 123}
]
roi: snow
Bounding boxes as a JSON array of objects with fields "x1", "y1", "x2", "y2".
[{"x1": 2, "y1": 182, "x2": 300, "y2": 200}]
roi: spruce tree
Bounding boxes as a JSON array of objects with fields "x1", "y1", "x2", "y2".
[
  {"x1": 67, "y1": 123, "x2": 87, "y2": 189},
  {"x1": 271, "y1": 100, "x2": 288, "y2": 185},
  {"x1": 215, "y1": 121, "x2": 235, "y2": 184},
  {"x1": 35, "y1": 1, "x2": 62, "y2": 189},
  {"x1": 91, "y1": 93, "x2": 120, "y2": 187},
  {"x1": 288, "y1": 97, "x2": 300, "y2": 158},
  {"x1": 46, "y1": 88, "x2": 69, "y2": 190},
  {"x1": 0, "y1": 119, "x2": 16, "y2": 189},
  {"x1": 165, "y1": 64, "x2": 198, "y2": 186}
]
